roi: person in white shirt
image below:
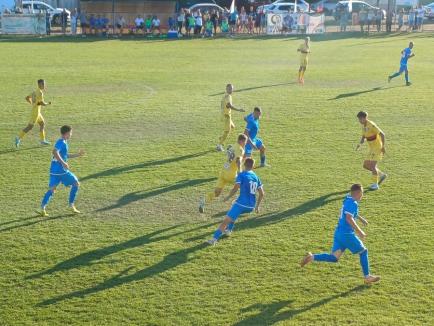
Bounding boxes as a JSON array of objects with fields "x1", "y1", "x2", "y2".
[
  {"x1": 416, "y1": 6, "x2": 424, "y2": 30},
  {"x1": 152, "y1": 15, "x2": 161, "y2": 35},
  {"x1": 177, "y1": 10, "x2": 185, "y2": 35},
  {"x1": 70, "y1": 9, "x2": 78, "y2": 35},
  {"x1": 116, "y1": 16, "x2": 126, "y2": 36},
  {"x1": 195, "y1": 10, "x2": 203, "y2": 35},
  {"x1": 135, "y1": 15, "x2": 144, "y2": 34}
]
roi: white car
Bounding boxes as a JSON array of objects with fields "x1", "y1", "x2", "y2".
[
  {"x1": 424, "y1": 2, "x2": 434, "y2": 20},
  {"x1": 22, "y1": 1, "x2": 70, "y2": 26},
  {"x1": 258, "y1": 0, "x2": 310, "y2": 14},
  {"x1": 188, "y1": 3, "x2": 225, "y2": 15}
]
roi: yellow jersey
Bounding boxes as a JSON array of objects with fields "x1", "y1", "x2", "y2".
[
  {"x1": 221, "y1": 144, "x2": 244, "y2": 180},
  {"x1": 31, "y1": 89, "x2": 44, "y2": 110},
  {"x1": 298, "y1": 43, "x2": 309, "y2": 61},
  {"x1": 362, "y1": 120, "x2": 383, "y2": 148},
  {"x1": 221, "y1": 93, "x2": 232, "y2": 119}
]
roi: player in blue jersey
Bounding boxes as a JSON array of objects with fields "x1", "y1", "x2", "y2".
[
  {"x1": 37, "y1": 125, "x2": 84, "y2": 217},
  {"x1": 244, "y1": 107, "x2": 268, "y2": 167},
  {"x1": 388, "y1": 41, "x2": 415, "y2": 86},
  {"x1": 300, "y1": 184, "x2": 380, "y2": 284},
  {"x1": 206, "y1": 158, "x2": 264, "y2": 245}
]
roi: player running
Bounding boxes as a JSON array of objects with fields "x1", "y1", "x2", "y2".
[
  {"x1": 216, "y1": 84, "x2": 245, "y2": 152},
  {"x1": 200, "y1": 134, "x2": 247, "y2": 213},
  {"x1": 297, "y1": 37, "x2": 310, "y2": 85},
  {"x1": 388, "y1": 41, "x2": 414, "y2": 86},
  {"x1": 244, "y1": 107, "x2": 268, "y2": 167},
  {"x1": 301, "y1": 184, "x2": 380, "y2": 285},
  {"x1": 37, "y1": 125, "x2": 84, "y2": 217},
  {"x1": 206, "y1": 158, "x2": 264, "y2": 245},
  {"x1": 356, "y1": 111, "x2": 387, "y2": 191},
  {"x1": 15, "y1": 79, "x2": 52, "y2": 148}
]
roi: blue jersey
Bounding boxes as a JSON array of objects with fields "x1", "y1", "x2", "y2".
[
  {"x1": 245, "y1": 113, "x2": 259, "y2": 140},
  {"x1": 50, "y1": 138, "x2": 69, "y2": 175},
  {"x1": 400, "y1": 47, "x2": 412, "y2": 66},
  {"x1": 336, "y1": 195, "x2": 359, "y2": 234},
  {"x1": 235, "y1": 170, "x2": 263, "y2": 209}
]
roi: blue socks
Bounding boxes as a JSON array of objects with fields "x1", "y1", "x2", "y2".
[
  {"x1": 69, "y1": 185, "x2": 79, "y2": 205},
  {"x1": 313, "y1": 253, "x2": 338, "y2": 262},
  {"x1": 227, "y1": 222, "x2": 235, "y2": 232},
  {"x1": 405, "y1": 71, "x2": 409, "y2": 83},
  {"x1": 213, "y1": 229, "x2": 223, "y2": 241},
  {"x1": 41, "y1": 189, "x2": 54, "y2": 208},
  {"x1": 260, "y1": 155, "x2": 266, "y2": 165},
  {"x1": 389, "y1": 72, "x2": 400, "y2": 79},
  {"x1": 359, "y1": 249, "x2": 370, "y2": 277}
]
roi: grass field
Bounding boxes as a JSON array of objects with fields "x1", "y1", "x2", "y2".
[{"x1": 0, "y1": 33, "x2": 433, "y2": 325}]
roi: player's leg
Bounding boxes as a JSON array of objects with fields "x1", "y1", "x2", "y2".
[
  {"x1": 39, "y1": 174, "x2": 60, "y2": 216},
  {"x1": 38, "y1": 117, "x2": 50, "y2": 145},
  {"x1": 257, "y1": 139, "x2": 268, "y2": 167},
  {"x1": 199, "y1": 176, "x2": 225, "y2": 213},
  {"x1": 389, "y1": 65, "x2": 405, "y2": 82},
  {"x1": 217, "y1": 118, "x2": 232, "y2": 151},
  {"x1": 16, "y1": 123, "x2": 34, "y2": 147},
  {"x1": 300, "y1": 67, "x2": 306, "y2": 85},
  {"x1": 207, "y1": 215, "x2": 233, "y2": 245},
  {"x1": 298, "y1": 66, "x2": 303, "y2": 83},
  {"x1": 346, "y1": 234, "x2": 380, "y2": 284},
  {"x1": 63, "y1": 172, "x2": 81, "y2": 213},
  {"x1": 301, "y1": 232, "x2": 344, "y2": 267},
  {"x1": 363, "y1": 159, "x2": 379, "y2": 190},
  {"x1": 404, "y1": 67, "x2": 411, "y2": 86}
]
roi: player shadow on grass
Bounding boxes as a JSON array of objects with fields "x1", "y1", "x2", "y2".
[
  {"x1": 96, "y1": 177, "x2": 216, "y2": 212},
  {"x1": 329, "y1": 85, "x2": 405, "y2": 100},
  {"x1": 80, "y1": 150, "x2": 213, "y2": 182},
  {"x1": 27, "y1": 222, "x2": 218, "y2": 280},
  {"x1": 0, "y1": 213, "x2": 75, "y2": 233},
  {"x1": 0, "y1": 145, "x2": 46, "y2": 155},
  {"x1": 209, "y1": 82, "x2": 296, "y2": 96},
  {"x1": 186, "y1": 190, "x2": 347, "y2": 242},
  {"x1": 37, "y1": 242, "x2": 209, "y2": 306},
  {"x1": 234, "y1": 285, "x2": 366, "y2": 325}
]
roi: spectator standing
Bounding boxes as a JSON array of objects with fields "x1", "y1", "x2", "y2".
[
  {"x1": 135, "y1": 15, "x2": 144, "y2": 34},
  {"x1": 340, "y1": 7, "x2": 348, "y2": 32},
  {"x1": 145, "y1": 15, "x2": 152, "y2": 34},
  {"x1": 385, "y1": 10, "x2": 392, "y2": 32},
  {"x1": 408, "y1": 7, "x2": 415, "y2": 31},
  {"x1": 187, "y1": 12, "x2": 195, "y2": 36},
  {"x1": 177, "y1": 10, "x2": 185, "y2": 35},
  {"x1": 239, "y1": 7, "x2": 248, "y2": 33},
  {"x1": 101, "y1": 15, "x2": 109, "y2": 36},
  {"x1": 152, "y1": 15, "x2": 161, "y2": 35},
  {"x1": 168, "y1": 15, "x2": 175, "y2": 31},
  {"x1": 210, "y1": 9, "x2": 218, "y2": 34},
  {"x1": 204, "y1": 17, "x2": 213, "y2": 37},
  {"x1": 45, "y1": 10, "x2": 51, "y2": 35},
  {"x1": 221, "y1": 16, "x2": 229, "y2": 34},
  {"x1": 89, "y1": 14, "x2": 96, "y2": 34},
  {"x1": 416, "y1": 5, "x2": 424, "y2": 31},
  {"x1": 71, "y1": 9, "x2": 78, "y2": 35},
  {"x1": 229, "y1": 8, "x2": 238, "y2": 35},
  {"x1": 194, "y1": 10, "x2": 203, "y2": 35},
  {"x1": 359, "y1": 7, "x2": 367, "y2": 33},
  {"x1": 79, "y1": 10, "x2": 88, "y2": 36},
  {"x1": 397, "y1": 9, "x2": 404, "y2": 31},
  {"x1": 61, "y1": 8, "x2": 68, "y2": 35},
  {"x1": 116, "y1": 16, "x2": 126, "y2": 36},
  {"x1": 376, "y1": 9, "x2": 382, "y2": 32}
]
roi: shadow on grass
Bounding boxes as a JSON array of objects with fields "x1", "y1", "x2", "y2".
[
  {"x1": 37, "y1": 242, "x2": 209, "y2": 306},
  {"x1": 328, "y1": 85, "x2": 405, "y2": 100},
  {"x1": 235, "y1": 285, "x2": 367, "y2": 325},
  {"x1": 209, "y1": 82, "x2": 296, "y2": 96},
  {"x1": 0, "y1": 213, "x2": 75, "y2": 233},
  {"x1": 0, "y1": 145, "x2": 46, "y2": 155},
  {"x1": 80, "y1": 150, "x2": 212, "y2": 182},
  {"x1": 97, "y1": 177, "x2": 216, "y2": 212},
  {"x1": 27, "y1": 221, "x2": 218, "y2": 280},
  {"x1": 187, "y1": 190, "x2": 347, "y2": 242}
]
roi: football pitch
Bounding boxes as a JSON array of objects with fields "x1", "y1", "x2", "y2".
[{"x1": 0, "y1": 33, "x2": 433, "y2": 325}]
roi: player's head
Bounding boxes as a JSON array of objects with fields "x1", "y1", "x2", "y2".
[
  {"x1": 226, "y1": 83, "x2": 234, "y2": 94},
  {"x1": 350, "y1": 183, "x2": 363, "y2": 201},
  {"x1": 244, "y1": 157, "x2": 255, "y2": 171},
  {"x1": 37, "y1": 79, "x2": 46, "y2": 90},
  {"x1": 60, "y1": 125, "x2": 72, "y2": 139},
  {"x1": 253, "y1": 107, "x2": 262, "y2": 119},
  {"x1": 237, "y1": 133, "x2": 248, "y2": 146},
  {"x1": 357, "y1": 111, "x2": 368, "y2": 124},
  {"x1": 409, "y1": 41, "x2": 414, "y2": 49}
]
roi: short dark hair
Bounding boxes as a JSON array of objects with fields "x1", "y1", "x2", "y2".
[
  {"x1": 238, "y1": 134, "x2": 247, "y2": 142},
  {"x1": 60, "y1": 125, "x2": 72, "y2": 135},
  {"x1": 254, "y1": 107, "x2": 262, "y2": 113},
  {"x1": 357, "y1": 111, "x2": 367, "y2": 119},
  {"x1": 244, "y1": 157, "x2": 255, "y2": 169},
  {"x1": 350, "y1": 184, "x2": 363, "y2": 193},
  {"x1": 37, "y1": 79, "x2": 45, "y2": 85}
]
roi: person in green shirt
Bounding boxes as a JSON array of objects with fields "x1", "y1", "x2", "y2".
[
  {"x1": 205, "y1": 18, "x2": 213, "y2": 37},
  {"x1": 188, "y1": 15, "x2": 195, "y2": 36},
  {"x1": 145, "y1": 15, "x2": 152, "y2": 34},
  {"x1": 221, "y1": 17, "x2": 229, "y2": 34}
]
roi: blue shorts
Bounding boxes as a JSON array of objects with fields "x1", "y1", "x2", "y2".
[
  {"x1": 49, "y1": 171, "x2": 78, "y2": 188},
  {"x1": 399, "y1": 64, "x2": 408, "y2": 73},
  {"x1": 245, "y1": 138, "x2": 263, "y2": 156},
  {"x1": 227, "y1": 203, "x2": 253, "y2": 221},
  {"x1": 331, "y1": 231, "x2": 366, "y2": 254}
]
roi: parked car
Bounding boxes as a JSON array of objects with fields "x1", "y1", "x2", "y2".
[
  {"x1": 22, "y1": 1, "x2": 70, "y2": 26},
  {"x1": 335, "y1": 1, "x2": 386, "y2": 20},
  {"x1": 311, "y1": 0, "x2": 338, "y2": 15},
  {"x1": 424, "y1": 2, "x2": 434, "y2": 20},
  {"x1": 188, "y1": 3, "x2": 225, "y2": 15},
  {"x1": 257, "y1": 0, "x2": 310, "y2": 14}
]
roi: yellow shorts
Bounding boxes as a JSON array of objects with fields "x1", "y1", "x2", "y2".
[
  {"x1": 216, "y1": 170, "x2": 235, "y2": 189},
  {"x1": 300, "y1": 57, "x2": 308, "y2": 67},
  {"x1": 29, "y1": 108, "x2": 44, "y2": 125},
  {"x1": 223, "y1": 116, "x2": 234, "y2": 132},
  {"x1": 366, "y1": 147, "x2": 383, "y2": 162}
]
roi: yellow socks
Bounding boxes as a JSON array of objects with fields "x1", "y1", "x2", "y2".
[
  {"x1": 18, "y1": 130, "x2": 26, "y2": 139},
  {"x1": 39, "y1": 130, "x2": 46, "y2": 141},
  {"x1": 372, "y1": 174, "x2": 379, "y2": 184},
  {"x1": 219, "y1": 131, "x2": 229, "y2": 145},
  {"x1": 206, "y1": 192, "x2": 215, "y2": 204}
]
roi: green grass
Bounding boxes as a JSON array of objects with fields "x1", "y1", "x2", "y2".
[{"x1": 0, "y1": 33, "x2": 433, "y2": 325}]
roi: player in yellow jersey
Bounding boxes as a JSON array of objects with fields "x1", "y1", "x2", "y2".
[
  {"x1": 200, "y1": 134, "x2": 247, "y2": 213},
  {"x1": 356, "y1": 111, "x2": 387, "y2": 191},
  {"x1": 297, "y1": 37, "x2": 310, "y2": 85},
  {"x1": 15, "y1": 79, "x2": 52, "y2": 148},
  {"x1": 216, "y1": 84, "x2": 245, "y2": 152}
]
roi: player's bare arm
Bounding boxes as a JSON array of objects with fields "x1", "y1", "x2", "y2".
[
  {"x1": 69, "y1": 149, "x2": 85, "y2": 159},
  {"x1": 228, "y1": 103, "x2": 245, "y2": 112},
  {"x1": 356, "y1": 136, "x2": 365, "y2": 150},
  {"x1": 255, "y1": 187, "x2": 264, "y2": 213},
  {"x1": 346, "y1": 213, "x2": 366, "y2": 239},
  {"x1": 358, "y1": 215, "x2": 368, "y2": 226},
  {"x1": 380, "y1": 131, "x2": 386, "y2": 153},
  {"x1": 224, "y1": 183, "x2": 240, "y2": 202},
  {"x1": 25, "y1": 95, "x2": 32, "y2": 104},
  {"x1": 236, "y1": 157, "x2": 241, "y2": 173},
  {"x1": 53, "y1": 149, "x2": 69, "y2": 170}
]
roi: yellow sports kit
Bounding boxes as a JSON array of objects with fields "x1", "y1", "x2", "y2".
[
  {"x1": 216, "y1": 144, "x2": 244, "y2": 189},
  {"x1": 363, "y1": 120, "x2": 383, "y2": 161},
  {"x1": 221, "y1": 93, "x2": 234, "y2": 132},
  {"x1": 29, "y1": 89, "x2": 45, "y2": 125},
  {"x1": 298, "y1": 43, "x2": 309, "y2": 67}
]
